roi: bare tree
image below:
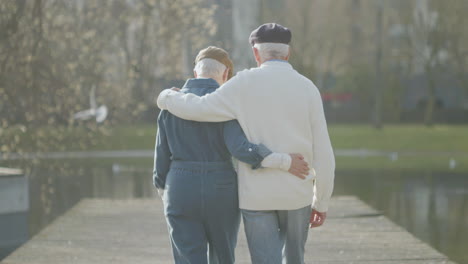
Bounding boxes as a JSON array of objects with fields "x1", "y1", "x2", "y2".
[{"x1": 0, "y1": 0, "x2": 217, "y2": 153}]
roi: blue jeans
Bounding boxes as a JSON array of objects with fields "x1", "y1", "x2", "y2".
[
  {"x1": 242, "y1": 205, "x2": 312, "y2": 264},
  {"x1": 164, "y1": 161, "x2": 240, "y2": 264}
]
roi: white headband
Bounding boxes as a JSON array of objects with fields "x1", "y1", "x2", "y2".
[{"x1": 253, "y1": 42, "x2": 290, "y2": 50}]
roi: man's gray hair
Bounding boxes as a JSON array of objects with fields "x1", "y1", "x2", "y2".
[
  {"x1": 194, "y1": 58, "x2": 227, "y2": 78},
  {"x1": 254, "y1": 43, "x2": 289, "y2": 60}
]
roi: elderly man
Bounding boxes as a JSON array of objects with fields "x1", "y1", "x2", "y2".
[
  {"x1": 157, "y1": 23, "x2": 335, "y2": 264},
  {"x1": 154, "y1": 46, "x2": 309, "y2": 264}
]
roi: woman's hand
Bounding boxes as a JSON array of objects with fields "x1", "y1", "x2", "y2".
[{"x1": 288, "y1": 153, "x2": 309, "y2": 179}]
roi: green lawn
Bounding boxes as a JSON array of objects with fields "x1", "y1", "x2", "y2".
[
  {"x1": 336, "y1": 156, "x2": 468, "y2": 173},
  {"x1": 3, "y1": 124, "x2": 468, "y2": 172},
  {"x1": 93, "y1": 124, "x2": 157, "y2": 150},
  {"x1": 94, "y1": 124, "x2": 468, "y2": 152},
  {"x1": 93, "y1": 124, "x2": 468, "y2": 172},
  {"x1": 328, "y1": 124, "x2": 468, "y2": 152}
]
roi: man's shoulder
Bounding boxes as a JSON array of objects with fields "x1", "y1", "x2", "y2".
[
  {"x1": 289, "y1": 69, "x2": 314, "y2": 86},
  {"x1": 239, "y1": 65, "x2": 314, "y2": 84},
  {"x1": 232, "y1": 67, "x2": 258, "y2": 79},
  {"x1": 232, "y1": 66, "x2": 319, "y2": 94},
  {"x1": 234, "y1": 64, "x2": 285, "y2": 78},
  {"x1": 291, "y1": 71, "x2": 321, "y2": 94}
]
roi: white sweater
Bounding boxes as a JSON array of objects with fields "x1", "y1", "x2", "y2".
[{"x1": 157, "y1": 60, "x2": 335, "y2": 212}]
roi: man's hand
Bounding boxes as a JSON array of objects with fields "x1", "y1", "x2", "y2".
[
  {"x1": 310, "y1": 209, "x2": 327, "y2": 228},
  {"x1": 170, "y1": 87, "x2": 181, "y2": 92},
  {"x1": 288, "y1": 153, "x2": 309, "y2": 179}
]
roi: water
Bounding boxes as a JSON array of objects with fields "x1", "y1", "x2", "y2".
[
  {"x1": 334, "y1": 170, "x2": 468, "y2": 264},
  {"x1": 0, "y1": 158, "x2": 467, "y2": 263}
]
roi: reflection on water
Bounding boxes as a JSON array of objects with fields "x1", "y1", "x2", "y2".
[
  {"x1": 0, "y1": 159, "x2": 157, "y2": 260},
  {"x1": 334, "y1": 170, "x2": 468, "y2": 264},
  {"x1": 0, "y1": 159, "x2": 467, "y2": 263}
]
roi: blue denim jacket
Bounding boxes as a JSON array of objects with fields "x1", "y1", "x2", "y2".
[{"x1": 153, "y1": 78, "x2": 271, "y2": 190}]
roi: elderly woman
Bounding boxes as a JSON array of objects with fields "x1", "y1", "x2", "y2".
[{"x1": 153, "y1": 46, "x2": 308, "y2": 264}]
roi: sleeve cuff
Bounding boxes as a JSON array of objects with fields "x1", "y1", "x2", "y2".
[
  {"x1": 257, "y1": 144, "x2": 273, "y2": 158},
  {"x1": 312, "y1": 198, "x2": 329, "y2": 212},
  {"x1": 153, "y1": 176, "x2": 165, "y2": 190},
  {"x1": 259, "y1": 153, "x2": 291, "y2": 171},
  {"x1": 250, "y1": 144, "x2": 272, "y2": 170},
  {"x1": 280, "y1": 153, "x2": 292, "y2": 171}
]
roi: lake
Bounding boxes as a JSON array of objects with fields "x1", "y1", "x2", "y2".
[{"x1": 0, "y1": 158, "x2": 467, "y2": 263}]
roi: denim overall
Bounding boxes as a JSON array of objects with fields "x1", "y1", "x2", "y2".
[{"x1": 153, "y1": 78, "x2": 271, "y2": 264}]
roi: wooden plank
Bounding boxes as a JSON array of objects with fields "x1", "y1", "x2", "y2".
[{"x1": 1, "y1": 197, "x2": 457, "y2": 264}]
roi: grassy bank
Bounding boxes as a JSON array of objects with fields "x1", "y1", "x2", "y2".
[
  {"x1": 3, "y1": 124, "x2": 468, "y2": 172},
  {"x1": 93, "y1": 124, "x2": 468, "y2": 152},
  {"x1": 328, "y1": 124, "x2": 468, "y2": 152},
  {"x1": 93, "y1": 124, "x2": 468, "y2": 172}
]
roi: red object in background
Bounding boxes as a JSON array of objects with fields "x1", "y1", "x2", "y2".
[{"x1": 322, "y1": 92, "x2": 353, "y2": 102}]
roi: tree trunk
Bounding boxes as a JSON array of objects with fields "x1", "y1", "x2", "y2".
[
  {"x1": 373, "y1": 0, "x2": 384, "y2": 129},
  {"x1": 424, "y1": 67, "x2": 436, "y2": 126},
  {"x1": 133, "y1": 5, "x2": 151, "y2": 102}
]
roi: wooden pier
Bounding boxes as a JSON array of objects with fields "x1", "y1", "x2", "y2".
[{"x1": 1, "y1": 196, "x2": 456, "y2": 264}]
